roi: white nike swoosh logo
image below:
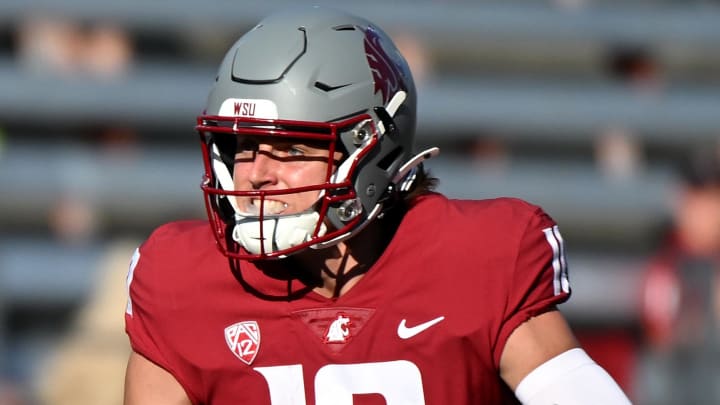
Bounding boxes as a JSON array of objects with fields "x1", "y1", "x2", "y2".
[{"x1": 397, "y1": 316, "x2": 445, "y2": 339}]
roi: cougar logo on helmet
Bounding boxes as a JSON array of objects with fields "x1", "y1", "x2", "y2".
[{"x1": 364, "y1": 26, "x2": 405, "y2": 105}]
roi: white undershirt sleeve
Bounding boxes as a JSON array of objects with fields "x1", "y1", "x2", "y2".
[{"x1": 514, "y1": 348, "x2": 632, "y2": 405}]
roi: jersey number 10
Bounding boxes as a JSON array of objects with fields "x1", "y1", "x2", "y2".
[{"x1": 255, "y1": 360, "x2": 425, "y2": 404}]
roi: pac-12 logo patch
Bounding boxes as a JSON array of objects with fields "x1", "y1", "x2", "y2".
[{"x1": 224, "y1": 321, "x2": 260, "y2": 365}]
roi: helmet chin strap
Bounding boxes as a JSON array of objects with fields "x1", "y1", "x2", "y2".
[
  {"x1": 232, "y1": 211, "x2": 327, "y2": 257},
  {"x1": 210, "y1": 143, "x2": 327, "y2": 257},
  {"x1": 310, "y1": 204, "x2": 383, "y2": 250}
]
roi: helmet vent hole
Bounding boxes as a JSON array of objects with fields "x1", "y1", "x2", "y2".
[
  {"x1": 333, "y1": 25, "x2": 356, "y2": 31},
  {"x1": 314, "y1": 81, "x2": 352, "y2": 92},
  {"x1": 377, "y1": 146, "x2": 403, "y2": 171}
]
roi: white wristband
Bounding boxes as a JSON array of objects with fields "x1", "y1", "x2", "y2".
[{"x1": 515, "y1": 348, "x2": 632, "y2": 405}]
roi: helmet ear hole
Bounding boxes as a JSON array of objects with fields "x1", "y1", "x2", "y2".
[{"x1": 377, "y1": 146, "x2": 403, "y2": 172}]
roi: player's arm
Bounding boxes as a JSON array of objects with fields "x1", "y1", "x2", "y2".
[
  {"x1": 124, "y1": 351, "x2": 192, "y2": 405},
  {"x1": 499, "y1": 310, "x2": 632, "y2": 404}
]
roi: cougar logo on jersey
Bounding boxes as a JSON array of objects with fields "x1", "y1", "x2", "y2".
[
  {"x1": 224, "y1": 321, "x2": 260, "y2": 365},
  {"x1": 293, "y1": 307, "x2": 374, "y2": 352},
  {"x1": 325, "y1": 315, "x2": 352, "y2": 343}
]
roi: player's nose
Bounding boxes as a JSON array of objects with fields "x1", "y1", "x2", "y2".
[{"x1": 247, "y1": 144, "x2": 279, "y2": 189}]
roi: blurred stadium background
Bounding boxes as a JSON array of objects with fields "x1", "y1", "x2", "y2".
[{"x1": 0, "y1": 0, "x2": 719, "y2": 403}]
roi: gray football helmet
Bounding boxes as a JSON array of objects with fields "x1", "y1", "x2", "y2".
[{"x1": 196, "y1": 6, "x2": 438, "y2": 259}]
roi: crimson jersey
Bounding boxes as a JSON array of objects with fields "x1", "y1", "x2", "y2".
[{"x1": 125, "y1": 193, "x2": 571, "y2": 404}]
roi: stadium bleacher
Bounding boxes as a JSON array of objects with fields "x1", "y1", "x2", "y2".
[{"x1": 0, "y1": 0, "x2": 719, "y2": 402}]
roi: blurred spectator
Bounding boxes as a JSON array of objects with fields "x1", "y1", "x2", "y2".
[
  {"x1": 594, "y1": 125, "x2": 645, "y2": 183},
  {"x1": 594, "y1": 42, "x2": 660, "y2": 185},
  {"x1": 15, "y1": 16, "x2": 133, "y2": 78},
  {"x1": 389, "y1": 29, "x2": 434, "y2": 87},
  {"x1": 604, "y1": 43, "x2": 665, "y2": 96},
  {"x1": 48, "y1": 194, "x2": 100, "y2": 246},
  {"x1": 15, "y1": 16, "x2": 81, "y2": 76},
  {"x1": 637, "y1": 147, "x2": 720, "y2": 404},
  {"x1": 82, "y1": 24, "x2": 134, "y2": 78},
  {"x1": 35, "y1": 242, "x2": 133, "y2": 405}
]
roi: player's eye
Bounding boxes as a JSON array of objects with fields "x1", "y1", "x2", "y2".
[
  {"x1": 271, "y1": 141, "x2": 309, "y2": 157},
  {"x1": 286, "y1": 146, "x2": 305, "y2": 157}
]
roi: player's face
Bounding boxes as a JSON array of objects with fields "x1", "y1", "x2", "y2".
[
  {"x1": 677, "y1": 185, "x2": 720, "y2": 254},
  {"x1": 232, "y1": 135, "x2": 341, "y2": 215}
]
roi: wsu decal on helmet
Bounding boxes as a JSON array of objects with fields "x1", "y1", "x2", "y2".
[
  {"x1": 224, "y1": 321, "x2": 260, "y2": 365},
  {"x1": 363, "y1": 26, "x2": 407, "y2": 105}
]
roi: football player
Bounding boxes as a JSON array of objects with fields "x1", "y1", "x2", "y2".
[{"x1": 124, "y1": 6, "x2": 631, "y2": 404}]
